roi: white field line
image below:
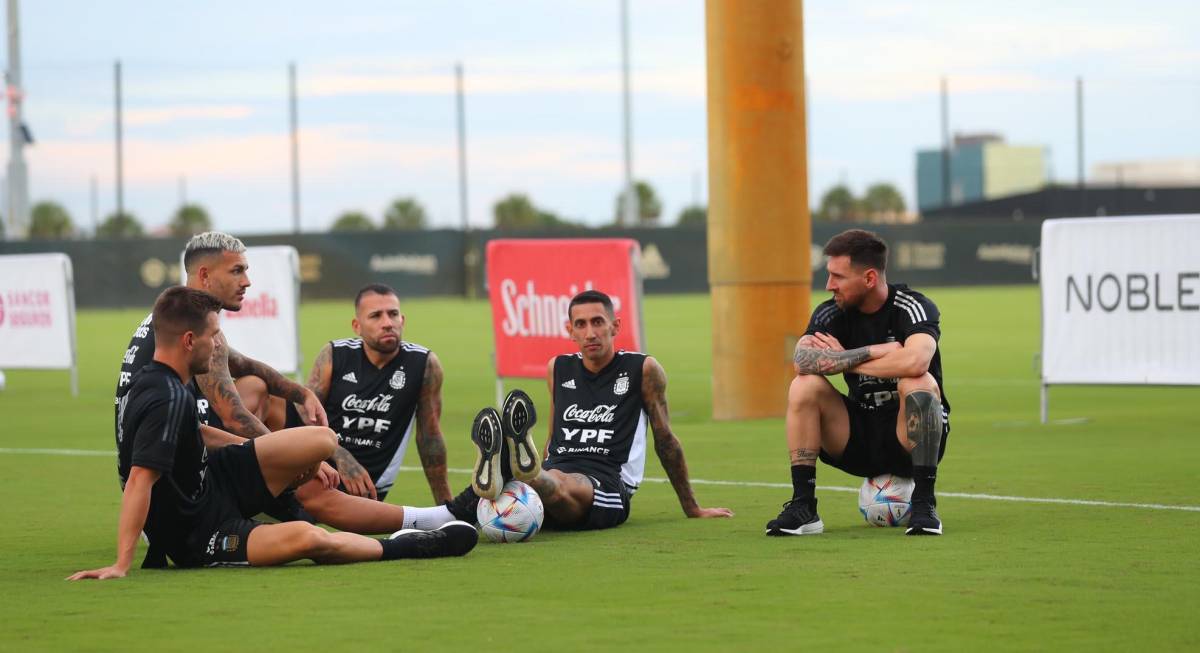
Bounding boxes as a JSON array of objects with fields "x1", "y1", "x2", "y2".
[{"x1": 4, "y1": 449, "x2": 1198, "y2": 513}]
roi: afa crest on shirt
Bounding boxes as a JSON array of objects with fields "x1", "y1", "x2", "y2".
[
  {"x1": 389, "y1": 369, "x2": 406, "y2": 390},
  {"x1": 614, "y1": 373, "x2": 629, "y2": 396}
]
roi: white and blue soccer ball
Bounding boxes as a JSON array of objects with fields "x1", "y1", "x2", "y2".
[
  {"x1": 476, "y1": 480, "x2": 544, "y2": 543},
  {"x1": 858, "y1": 474, "x2": 914, "y2": 527}
]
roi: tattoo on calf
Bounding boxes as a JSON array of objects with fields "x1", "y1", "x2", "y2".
[
  {"x1": 905, "y1": 390, "x2": 943, "y2": 467},
  {"x1": 793, "y1": 346, "x2": 871, "y2": 375},
  {"x1": 789, "y1": 448, "x2": 819, "y2": 465}
]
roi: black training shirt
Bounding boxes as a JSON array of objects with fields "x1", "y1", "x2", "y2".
[{"x1": 804, "y1": 284, "x2": 950, "y2": 416}]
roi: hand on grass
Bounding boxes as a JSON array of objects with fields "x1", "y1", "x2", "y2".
[{"x1": 67, "y1": 564, "x2": 127, "y2": 581}]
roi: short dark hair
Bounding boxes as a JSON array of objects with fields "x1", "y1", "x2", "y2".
[
  {"x1": 152, "y1": 286, "x2": 222, "y2": 345},
  {"x1": 182, "y1": 231, "x2": 246, "y2": 272},
  {"x1": 355, "y1": 283, "x2": 399, "y2": 309},
  {"x1": 823, "y1": 229, "x2": 888, "y2": 271},
  {"x1": 568, "y1": 290, "x2": 614, "y2": 319}
]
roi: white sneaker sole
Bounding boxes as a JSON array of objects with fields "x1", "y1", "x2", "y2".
[
  {"x1": 502, "y1": 391, "x2": 540, "y2": 483},
  {"x1": 470, "y1": 409, "x2": 503, "y2": 501},
  {"x1": 766, "y1": 518, "x2": 824, "y2": 536}
]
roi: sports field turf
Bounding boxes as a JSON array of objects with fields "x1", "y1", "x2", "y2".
[{"x1": 1, "y1": 286, "x2": 1197, "y2": 651}]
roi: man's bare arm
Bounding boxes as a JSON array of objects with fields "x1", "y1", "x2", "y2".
[
  {"x1": 228, "y1": 346, "x2": 306, "y2": 403},
  {"x1": 67, "y1": 466, "x2": 160, "y2": 580},
  {"x1": 414, "y1": 352, "x2": 451, "y2": 503},
  {"x1": 300, "y1": 343, "x2": 373, "y2": 497},
  {"x1": 195, "y1": 335, "x2": 271, "y2": 437},
  {"x1": 642, "y1": 357, "x2": 732, "y2": 518},
  {"x1": 543, "y1": 357, "x2": 557, "y2": 459},
  {"x1": 793, "y1": 334, "x2": 896, "y2": 376},
  {"x1": 851, "y1": 333, "x2": 937, "y2": 379},
  {"x1": 304, "y1": 343, "x2": 334, "y2": 403}
]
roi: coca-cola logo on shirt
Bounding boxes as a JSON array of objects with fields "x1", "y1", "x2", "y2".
[
  {"x1": 561, "y1": 403, "x2": 617, "y2": 424},
  {"x1": 341, "y1": 393, "x2": 394, "y2": 414}
]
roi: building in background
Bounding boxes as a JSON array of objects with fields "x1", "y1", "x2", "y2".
[
  {"x1": 915, "y1": 133, "x2": 1047, "y2": 213},
  {"x1": 1091, "y1": 158, "x2": 1200, "y2": 187},
  {"x1": 921, "y1": 185, "x2": 1200, "y2": 221}
]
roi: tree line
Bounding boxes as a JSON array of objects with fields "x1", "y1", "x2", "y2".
[{"x1": 4, "y1": 180, "x2": 905, "y2": 240}]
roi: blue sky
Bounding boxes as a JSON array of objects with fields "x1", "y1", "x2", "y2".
[{"x1": 6, "y1": 1, "x2": 1199, "y2": 233}]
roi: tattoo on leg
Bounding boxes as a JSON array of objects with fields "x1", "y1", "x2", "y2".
[
  {"x1": 789, "y1": 448, "x2": 819, "y2": 465},
  {"x1": 905, "y1": 390, "x2": 943, "y2": 468},
  {"x1": 527, "y1": 470, "x2": 559, "y2": 502}
]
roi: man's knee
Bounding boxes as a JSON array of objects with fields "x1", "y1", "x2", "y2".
[
  {"x1": 293, "y1": 523, "x2": 337, "y2": 558},
  {"x1": 294, "y1": 426, "x2": 337, "y2": 461},
  {"x1": 898, "y1": 373, "x2": 939, "y2": 397},
  {"x1": 788, "y1": 374, "x2": 834, "y2": 408}
]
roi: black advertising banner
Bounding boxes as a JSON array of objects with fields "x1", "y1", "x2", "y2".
[{"x1": 0, "y1": 222, "x2": 1041, "y2": 308}]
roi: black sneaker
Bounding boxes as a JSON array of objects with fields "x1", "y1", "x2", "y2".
[
  {"x1": 501, "y1": 389, "x2": 540, "y2": 483},
  {"x1": 765, "y1": 498, "x2": 824, "y2": 536},
  {"x1": 444, "y1": 485, "x2": 481, "y2": 524},
  {"x1": 388, "y1": 521, "x2": 478, "y2": 557},
  {"x1": 905, "y1": 499, "x2": 943, "y2": 536},
  {"x1": 470, "y1": 407, "x2": 504, "y2": 500}
]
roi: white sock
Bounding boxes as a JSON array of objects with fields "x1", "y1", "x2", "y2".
[{"x1": 401, "y1": 505, "x2": 456, "y2": 530}]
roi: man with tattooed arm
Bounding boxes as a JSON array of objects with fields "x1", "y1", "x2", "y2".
[
  {"x1": 765, "y1": 229, "x2": 950, "y2": 536},
  {"x1": 269, "y1": 283, "x2": 461, "y2": 529},
  {"x1": 116, "y1": 234, "x2": 458, "y2": 550},
  {"x1": 452, "y1": 290, "x2": 732, "y2": 531}
]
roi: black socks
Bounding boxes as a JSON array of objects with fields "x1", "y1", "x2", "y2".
[
  {"x1": 790, "y1": 464, "x2": 816, "y2": 503},
  {"x1": 912, "y1": 465, "x2": 937, "y2": 504}
]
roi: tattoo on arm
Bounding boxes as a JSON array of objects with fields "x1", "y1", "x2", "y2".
[
  {"x1": 793, "y1": 345, "x2": 871, "y2": 375},
  {"x1": 305, "y1": 344, "x2": 333, "y2": 402},
  {"x1": 228, "y1": 346, "x2": 307, "y2": 404},
  {"x1": 415, "y1": 353, "x2": 450, "y2": 502},
  {"x1": 789, "y1": 448, "x2": 819, "y2": 465},
  {"x1": 196, "y1": 337, "x2": 270, "y2": 437},
  {"x1": 331, "y1": 445, "x2": 369, "y2": 478},
  {"x1": 643, "y1": 359, "x2": 699, "y2": 514}
]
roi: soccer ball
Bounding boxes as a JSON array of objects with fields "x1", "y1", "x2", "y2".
[
  {"x1": 858, "y1": 474, "x2": 914, "y2": 527},
  {"x1": 476, "y1": 480, "x2": 544, "y2": 543},
  {"x1": 0, "y1": 370, "x2": 5, "y2": 392}
]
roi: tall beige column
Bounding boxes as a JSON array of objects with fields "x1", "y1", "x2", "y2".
[{"x1": 706, "y1": 0, "x2": 811, "y2": 419}]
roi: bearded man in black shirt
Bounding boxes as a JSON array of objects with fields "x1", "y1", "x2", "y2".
[{"x1": 766, "y1": 229, "x2": 950, "y2": 537}]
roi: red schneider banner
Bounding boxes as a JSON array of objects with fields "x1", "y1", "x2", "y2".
[{"x1": 487, "y1": 239, "x2": 645, "y2": 379}]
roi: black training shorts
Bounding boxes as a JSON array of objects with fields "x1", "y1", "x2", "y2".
[
  {"x1": 541, "y1": 461, "x2": 633, "y2": 531},
  {"x1": 180, "y1": 440, "x2": 274, "y2": 567},
  {"x1": 818, "y1": 395, "x2": 949, "y2": 478}
]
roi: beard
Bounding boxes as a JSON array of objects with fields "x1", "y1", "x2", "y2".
[
  {"x1": 367, "y1": 335, "x2": 401, "y2": 354},
  {"x1": 189, "y1": 357, "x2": 211, "y2": 376}
]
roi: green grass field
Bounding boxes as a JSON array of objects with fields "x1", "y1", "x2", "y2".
[{"x1": 1, "y1": 286, "x2": 1197, "y2": 651}]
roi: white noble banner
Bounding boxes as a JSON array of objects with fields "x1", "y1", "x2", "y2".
[
  {"x1": 184, "y1": 246, "x2": 301, "y2": 374},
  {"x1": 0, "y1": 253, "x2": 76, "y2": 369},
  {"x1": 1041, "y1": 215, "x2": 1200, "y2": 385}
]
